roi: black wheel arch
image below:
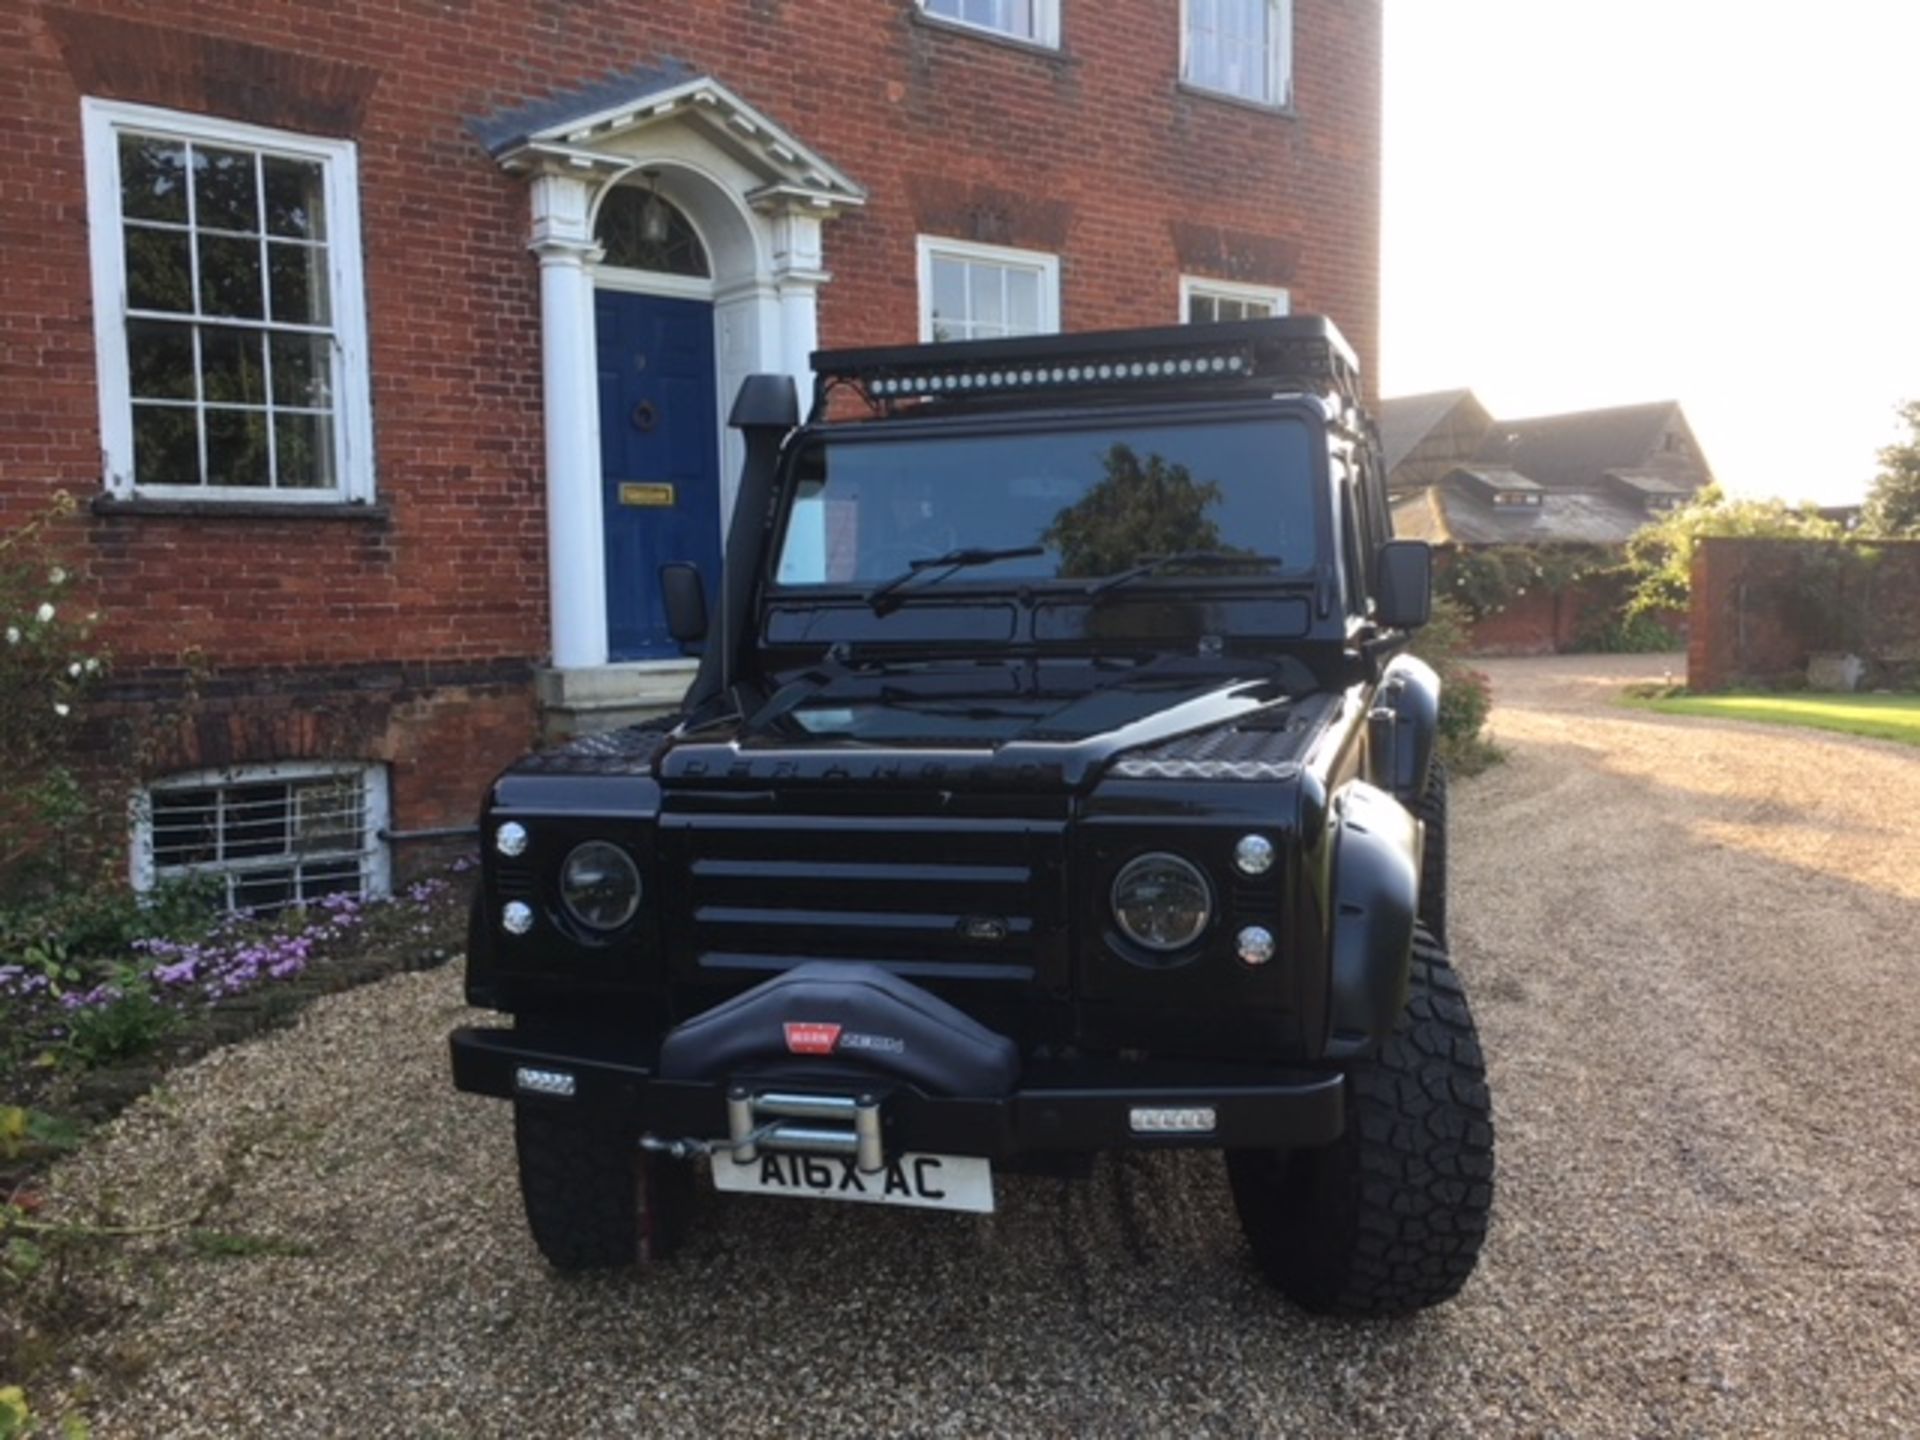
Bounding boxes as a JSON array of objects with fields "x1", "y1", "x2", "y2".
[
  {"x1": 1372, "y1": 652, "x2": 1441, "y2": 807},
  {"x1": 1320, "y1": 779, "x2": 1420, "y2": 1061}
]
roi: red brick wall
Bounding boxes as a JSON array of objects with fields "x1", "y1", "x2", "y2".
[
  {"x1": 0, "y1": 0, "x2": 1381, "y2": 841},
  {"x1": 1688, "y1": 537, "x2": 1920, "y2": 692}
]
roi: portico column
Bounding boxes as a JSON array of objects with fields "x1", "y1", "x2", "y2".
[
  {"x1": 766, "y1": 205, "x2": 830, "y2": 410},
  {"x1": 529, "y1": 171, "x2": 607, "y2": 670}
]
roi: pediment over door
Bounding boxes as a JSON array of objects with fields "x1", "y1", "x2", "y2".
[{"x1": 476, "y1": 62, "x2": 865, "y2": 215}]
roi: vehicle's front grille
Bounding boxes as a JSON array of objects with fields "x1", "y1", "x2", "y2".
[{"x1": 661, "y1": 796, "x2": 1069, "y2": 992}]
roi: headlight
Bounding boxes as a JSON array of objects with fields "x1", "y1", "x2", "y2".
[
  {"x1": 559, "y1": 841, "x2": 641, "y2": 930},
  {"x1": 1111, "y1": 852, "x2": 1212, "y2": 952}
]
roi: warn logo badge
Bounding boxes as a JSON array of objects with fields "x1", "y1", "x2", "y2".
[{"x1": 784, "y1": 1022, "x2": 842, "y2": 1056}]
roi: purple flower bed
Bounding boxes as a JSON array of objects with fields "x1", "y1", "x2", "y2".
[{"x1": 0, "y1": 867, "x2": 466, "y2": 1075}]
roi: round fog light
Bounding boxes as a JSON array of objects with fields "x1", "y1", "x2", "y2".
[
  {"x1": 495, "y1": 821, "x2": 528, "y2": 858},
  {"x1": 1233, "y1": 834, "x2": 1275, "y2": 876},
  {"x1": 1237, "y1": 925, "x2": 1275, "y2": 966},
  {"x1": 502, "y1": 901, "x2": 534, "y2": 935}
]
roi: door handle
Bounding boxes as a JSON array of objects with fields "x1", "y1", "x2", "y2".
[{"x1": 632, "y1": 400, "x2": 659, "y2": 432}]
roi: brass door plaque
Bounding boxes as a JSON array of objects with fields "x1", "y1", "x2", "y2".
[{"x1": 619, "y1": 482, "x2": 676, "y2": 508}]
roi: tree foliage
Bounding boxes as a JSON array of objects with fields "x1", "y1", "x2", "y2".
[
  {"x1": 1041, "y1": 444, "x2": 1226, "y2": 579},
  {"x1": 1620, "y1": 484, "x2": 1840, "y2": 616},
  {"x1": 1862, "y1": 399, "x2": 1920, "y2": 537}
]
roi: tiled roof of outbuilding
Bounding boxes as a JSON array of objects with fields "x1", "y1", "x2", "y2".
[{"x1": 1473, "y1": 401, "x2": 1692, "y2": 490}]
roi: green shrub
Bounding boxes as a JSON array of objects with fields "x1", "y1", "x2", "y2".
[
  {"x1": 1578, "y1": 610, "x2": 1682, "y2": 654},
  {"x1": 62, "y1": 983, "x2": 179, "y2": 1066},
  {"x1": 1410, "y1": 597, "x2": 1503, "y2": 775}
]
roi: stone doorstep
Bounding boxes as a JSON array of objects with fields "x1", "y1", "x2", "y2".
[{"x1": 536, "y1": 660, "x2": 695, "y2": 739}]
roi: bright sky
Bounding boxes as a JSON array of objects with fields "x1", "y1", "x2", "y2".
[{"x1": 1381, "y1": 0, "x2": 1920, "y2": 505}]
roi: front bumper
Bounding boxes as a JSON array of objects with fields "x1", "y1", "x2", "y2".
[{"x1": 450, "y1": 1026, "x2": 1347, "y2": 1157}]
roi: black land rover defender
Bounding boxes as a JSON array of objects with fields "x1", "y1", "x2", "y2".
[{"x1": 451, "y1": 316, "x2": 1493, "y2": 1316}]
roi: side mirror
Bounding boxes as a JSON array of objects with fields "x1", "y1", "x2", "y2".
[
  {"x1": 1375, "y1": 540, "x2": 1432, "y2": 630},
  {"x1": 659, "y1": 563, "x2": 709, "y2": 645}
]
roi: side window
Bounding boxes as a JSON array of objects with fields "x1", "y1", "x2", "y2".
[
  {"x1": 83, "y1": 99, "x2": 374, "y2": 502},
  {"x1": 1181, "y1": 0, "x2": 1293, "y2": 109},
  {"x1": 1181, "y1": 276, "x2": 1289, "y2": 324},
  {"x1": 918, "y1": 237, "x2": 1061, "y2": 343},
  {"x1": 1334, "y1": 456, "x2": 1369, "y2": 617},
  {"x1": 918, "y1": 0, "x2": 1061, "y2": 48}
]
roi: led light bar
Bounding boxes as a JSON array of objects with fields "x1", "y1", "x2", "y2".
[
  {"x1": 1129, "y1": 1106, "x2": 1218, "y2": 1135},
  {"x1": 812, "y1": 316, "x2": 1360, "y2": 413}
]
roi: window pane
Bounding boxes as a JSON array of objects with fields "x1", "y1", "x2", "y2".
[
  {"x1": 132, "y1": 405, "x2": 199, "y2": 485},
  {"x1": 126, "y1": 226, "x2": 194, "y2": 313},
  {"x1": 234, "y1": 869, "x2": 295, "y2": 913},
  {"x1": 198, "y1": 233, "x2": 265, "y2": 318},
  {"x1": 973, "y1": 262, "x2": 1006, "y2": 335},
  {"x1": 295, "y1": 778, "x2": 361, "y2": 851},
  {"x1": 205, "y1": 409, "x2": 270, "y2": 487},
  {"x1": 201, "y1": 326, "x2": 267, "y2": 405},
  {"x1": 269, "y1": 331, "x2": 333, "y2": 407},
  {"x1": 929, "y1": 256, "x2": 967, "y2": 342},
  {"x1": 1188, "y1": 293, "x2": 1216, "y2": 323},
  {"x1": 120, "y1": 135, "x2": 189, "y2": 224},
  {"x1": 151, "y1": 787, "x2": 218, "y2": 865},
  {"x1": 263, "y1": 156, "x2": 327, "y2": 241},
  {"x1": 268, "y1": 241, "x2": 330, "y2": 325},
  {"x1": 192, "y1": 145, "x2": 260, "y2": 233},
  {"x1": 300, "y1": 859, "x2": 362, "y2": 901},
  {"x1": 275, "y1": 411, "x2": 336, "y2": 490},
  {"x1": 128, "y1": 320, "x2": 196, "y2": 399},
  {"x1": 221, "y1": 785, "x2": 290, "y2": 857},
  {"x1": 1006, "y1": 267, "x2": 1041, "y2": 332}
]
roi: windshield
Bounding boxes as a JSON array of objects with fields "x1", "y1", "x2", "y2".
[{"x1": 772, "y1": 416, "x2": 1318, "y2": 590}]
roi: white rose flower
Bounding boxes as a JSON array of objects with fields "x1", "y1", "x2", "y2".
[
  {"x1": 35, "y1": 602, "x2": 55, "y2": 624},
  {"x1": 4, "y1": 626, "x2": 18, "y2": 645},
  {"x1": 48, "y1": 566, "x2": 67, "y2": 586},
  {"x1": 68, "y1": 661, "x2": 84, "y2": 678},
  {"x1": 53, "y1": 702, "x2": 71, "y2": 718},
  {"x1": 84, "y1": 657, "x2": 101, "y2": 673}
]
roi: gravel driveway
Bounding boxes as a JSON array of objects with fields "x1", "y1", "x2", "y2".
[{"x1": 42, "y1": 655, "x2": 1920, "y2": 1437}]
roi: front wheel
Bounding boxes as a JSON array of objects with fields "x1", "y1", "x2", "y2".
[
  {"x1": 1227, "y1": 924, "x2": 1493, "y2": 1315},
  {"x1": 513, "y1": 1100, "x2": 693, "y2": 1271}
]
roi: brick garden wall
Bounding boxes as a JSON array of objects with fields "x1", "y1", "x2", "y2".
[
  {"x1": 0, "y1": 0, "x2": 1382, "y2": 862},
  {"x1": 1688, "y1": 537, "x2": 1920, "y2": 692}
]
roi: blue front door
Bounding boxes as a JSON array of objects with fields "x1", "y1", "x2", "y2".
[{"x1": 596, "y1": 290, "x2": 722, "y2": 661}]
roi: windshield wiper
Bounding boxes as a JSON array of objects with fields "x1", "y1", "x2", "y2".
[
  {"x1": 1085, "y1": 549, "x2": 1283, "y2": 600},
  {"x1": 865, "y1": 545, "x2": 1046, "y2": 614}
]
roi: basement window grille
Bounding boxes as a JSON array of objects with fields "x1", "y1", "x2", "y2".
[{"x1": 135, "y1": 762, "x2": 390, "y2": 912}]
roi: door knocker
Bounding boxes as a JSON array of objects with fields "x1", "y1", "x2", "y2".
[{"x1": 632, "y1": 399, "x2": 659, "y2": 432}]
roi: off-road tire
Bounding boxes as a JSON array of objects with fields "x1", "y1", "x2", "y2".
[
  {"x1": 1412, "y1": 758, "x2": 1448, "y2": 946},
  {"x1": 513, "y1": 1100, "x2": 693, "y2": 1271},
  {"x1": 1226, "y1": 923, "x2": 1492, "y2": 1315}
]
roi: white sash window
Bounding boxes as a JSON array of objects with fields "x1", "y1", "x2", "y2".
[{"x1": 83, "y1": 100, "x2": 374, "y2": 503}]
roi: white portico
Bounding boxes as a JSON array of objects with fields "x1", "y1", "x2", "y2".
[{"x1": 487, "y1": 70, "x2": 864, "y2": 727}]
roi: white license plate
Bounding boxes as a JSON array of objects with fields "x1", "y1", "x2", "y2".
[{"x1": 710, "y1": 1148, "x2": 995, "y2": 1214}]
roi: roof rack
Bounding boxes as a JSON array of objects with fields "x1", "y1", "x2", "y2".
[{"x1": 809, "y1": 315, "x2": 1362, "y2": 420}]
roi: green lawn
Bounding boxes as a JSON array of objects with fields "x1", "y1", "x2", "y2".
[{"x1": 1630, "y1": 691, "x2": 1920, "y2": 747}]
